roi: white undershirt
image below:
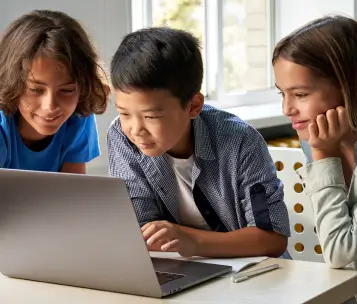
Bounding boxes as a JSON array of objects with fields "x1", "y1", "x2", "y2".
[{"x1": 165, "y1": 154, "x2": 210, "y2": 230}]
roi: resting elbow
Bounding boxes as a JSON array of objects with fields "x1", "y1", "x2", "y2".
[
  {"x1": 266, "y1": 234, "x2": 288, "y2": 258},
  {"x1": 324, "y1": 251, "x2": 354, "y2": 269},
  {"x1": 322, "y1": 243, "x2": 356, "y2": 269}
]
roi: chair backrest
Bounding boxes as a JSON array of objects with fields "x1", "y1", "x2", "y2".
[{"x1": 268, "y1": 147, "x2": 324, "y2": 263}]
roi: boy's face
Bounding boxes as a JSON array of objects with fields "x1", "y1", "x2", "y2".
[
  {"x1": 18, "y1": 55, "x2": 79, "y2": 142},
  {"x1": 115, "y1": 89, "x2": 203, "y2": 158}
]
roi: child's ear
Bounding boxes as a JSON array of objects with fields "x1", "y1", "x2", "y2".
[
  {"x1": 103, "y1": 84, "x2": 111, "y2": 97},
  {"x1": 189, "y1": 93, "x2": 204, "y2": 118}
]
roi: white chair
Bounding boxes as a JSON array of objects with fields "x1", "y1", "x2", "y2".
[{"x1": 268, "y1": 147, "x2": 325, "y2": 263}]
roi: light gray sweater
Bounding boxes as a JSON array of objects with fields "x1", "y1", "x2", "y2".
[{"x1": 298, "y1": 141, "x2": 357, "y2": 268}]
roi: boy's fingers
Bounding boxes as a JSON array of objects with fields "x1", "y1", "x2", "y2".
[
  {"x1": 146, "y1": 227, "x2": 171, "y2": 245},
  {"x1": 142, "y1": 224, "x2": 161, "y2": 240},
  {"x1": 161, "y1": 239, "x2": 179, "y2": 252}
]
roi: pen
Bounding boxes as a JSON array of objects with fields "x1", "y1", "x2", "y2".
[{"x1": 231, "y1": 264, "x2": 279, "y2": 283}]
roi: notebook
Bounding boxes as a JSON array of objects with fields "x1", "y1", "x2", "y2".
[{"x1": 150, "y1": 252, "x2": 268, "y2": 274}]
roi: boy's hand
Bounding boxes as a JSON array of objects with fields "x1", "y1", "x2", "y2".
[
  {"x1": 308, "y1": 107, "x2": 349, "y2": 159},
  {"x1": 141, "y1": 221, "x2": 198, "y2": 257}
]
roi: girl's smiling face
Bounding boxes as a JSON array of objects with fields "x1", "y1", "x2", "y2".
[{"x1": 273, "y1": 57, "x2": 343, "y2": 141}]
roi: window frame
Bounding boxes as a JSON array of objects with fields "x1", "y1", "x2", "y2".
[{"x1": 131, "y1": 0, "x2": 279, "y2": 108}]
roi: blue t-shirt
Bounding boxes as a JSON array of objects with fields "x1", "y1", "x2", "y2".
[{"x1": 0, "y1": 111, "x2": 100, "y2": 172}]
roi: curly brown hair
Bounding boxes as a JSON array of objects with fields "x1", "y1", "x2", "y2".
[{"x1": 0, "y1": 9, "x2": 109, "y2": 116}]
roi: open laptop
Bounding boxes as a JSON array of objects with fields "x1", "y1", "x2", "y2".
[{"x1": 0, "y1": 168, "x2": 232, "y2": 298}]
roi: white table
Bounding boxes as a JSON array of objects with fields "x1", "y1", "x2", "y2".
[{"x1": 0, "y1": 258, "x2": 356, "y2": 304}]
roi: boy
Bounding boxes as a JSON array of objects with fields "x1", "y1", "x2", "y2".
[{"x1": 107, "y1": 27, "x2": 290, "y2": 258}]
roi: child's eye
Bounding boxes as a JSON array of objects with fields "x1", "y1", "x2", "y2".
[
  {"x1": 295, "y1": 93, "x2": 308, "y2": 98},
  {"x1": 277, "y1": 91, "x2": 285, "y2": 97},
  {"x1": 145, "y1": 116, "x2": 160, "y2": 120},
  {"x1": 28, "y1": 88, "x2": 43, "y2": 94},
  {"x1": 60, "y1": 89, "x2": 76, "y2": 94}
]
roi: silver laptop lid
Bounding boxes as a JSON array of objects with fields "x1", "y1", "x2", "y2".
[{"x1": 0, "y1": 169, "x2": 162, "y2": 297}]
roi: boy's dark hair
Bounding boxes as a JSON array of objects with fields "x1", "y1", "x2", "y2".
[
  {"x1": 273, "y1": 15, "x2": 357, "y2": 131},
  {"x1": 0, "y1": 10, "x2": 109, "y2": 116},
  {"x1": 111, "y1": 27, "x2": 203, "y2": 107}
]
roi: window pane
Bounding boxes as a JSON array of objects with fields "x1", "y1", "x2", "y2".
[
  {"x1": 152, "y1": 0, "x2": 206, "y2": 95},
  {"x1": 222, "y1": 0, "x2": 271, "y2": 93}
]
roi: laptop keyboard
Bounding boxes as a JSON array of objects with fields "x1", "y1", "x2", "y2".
[{"x1": 156, "y1": 271, "x2": 185, "y2": 285}]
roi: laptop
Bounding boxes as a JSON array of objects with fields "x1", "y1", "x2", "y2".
[{"x1": 0, "y1": 169, "x2": 232, "y2": 298}]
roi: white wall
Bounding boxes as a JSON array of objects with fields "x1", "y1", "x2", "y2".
[
  {"x1": 275, "y1": 0, "x2": 355, "y2": 41},
  {"x1": 0, "y1": 0, "x2": 132, "y2": 176}
]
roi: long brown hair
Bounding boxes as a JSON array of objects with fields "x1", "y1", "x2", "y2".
[
  {"x1": 0, "y1": 10, "x2": 109, "y2": 116},
  {"x1": 273, "y1": 15, "x2": 357, "y2": 130}
]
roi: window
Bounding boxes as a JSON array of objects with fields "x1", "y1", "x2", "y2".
[
  {"x1": 222, "y1": 0, "x2": 271, "y2": 93},
  {"x1": 131, "y1": 0, "x2": 277, "y2": 108},
  {"x1": 152, "y1": 0, "x2": 206, "y2": 95}
]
